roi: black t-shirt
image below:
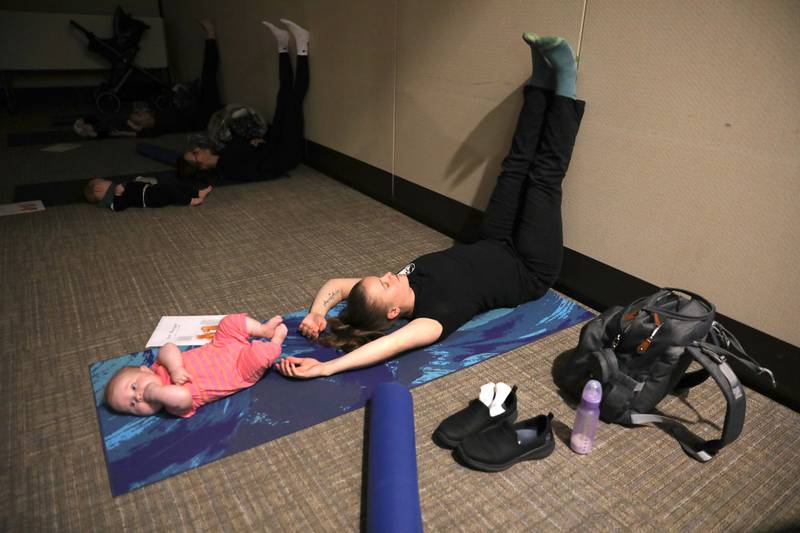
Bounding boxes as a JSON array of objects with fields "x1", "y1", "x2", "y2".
[
  {"x1": 215, "y1": 138, "x2": 289, "y2": 182},
  {"x1": 215, "y1": 138, "x2": 268, "y2": 181},
  {"x1": 404, "y1": 239, "x2": 533, "y2": 340}
]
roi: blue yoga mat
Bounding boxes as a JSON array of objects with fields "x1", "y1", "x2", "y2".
[
  {"x1": 367, "y1": 383, "x2": 423, "y2": 533},
  {"x1": 136, "y1": 142, "x2": 181, "y2": 166},
  {"x1": 89, "y1": 290, "x2": 592, "y2": 495}
]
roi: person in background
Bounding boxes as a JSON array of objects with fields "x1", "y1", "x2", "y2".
[
  {"x1": 83, "y1": 175, "x2": 212, "y2": 211},
  {"x1": 74, "y1": 19, "x2": 223, "y2": 139},
  {"x1": 176, "y1": 19, "x2": 309, "y2": 183}
]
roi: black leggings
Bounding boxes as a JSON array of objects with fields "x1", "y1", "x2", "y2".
[
  {"x1": 145, "y1": 182, "x2": 200, "y2": 207},
  {"x1": 479, "y1": 86, "x2": 585, "y2": 293},
  {"x1": 195, "y1": 39, "x2": 222, "y2": 129},
  {"x1": 262, "y1": 53, "x2": 309, "y2": 176}
]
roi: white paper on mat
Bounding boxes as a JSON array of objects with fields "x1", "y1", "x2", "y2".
[
  {"x1": 40, "y1": 143, "x2": 82, "y2": 152},
  {"x1": 0, "y1": 200, "x2": 45, "y2": 216},
  {"x1": 146, "y1": 315, "x2": 226, "y2": 347}
]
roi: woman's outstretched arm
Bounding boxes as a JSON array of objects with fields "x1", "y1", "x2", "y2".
[
  {"x1": 298, "y1": 278, "x2": 361, "y2": 339},
  {"x1": 278, "y1": 318, "x2": 443, "y2": 379}
]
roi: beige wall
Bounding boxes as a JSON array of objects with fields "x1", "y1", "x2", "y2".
[{"x1": 161, "y1": 1, "x2": 800, "y2": 347}]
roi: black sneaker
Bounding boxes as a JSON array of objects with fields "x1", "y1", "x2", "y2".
[
  {"x1": 455, "y1": 412, "x2": 555, "y2": 472},
  {"x1": 433, "y1": 386, "x2": 518, "y2": 448}
]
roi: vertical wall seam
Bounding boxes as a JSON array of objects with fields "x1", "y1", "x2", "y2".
[
  {"x1": 391, "y1": 0, "x2": 398, "y2": 200},
  {"x1": 577, "y1": 0, "x2": 588, "y2": 69}
]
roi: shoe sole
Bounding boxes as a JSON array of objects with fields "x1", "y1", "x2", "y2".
[
  {"x1": 455, "y1": 436, "x2": 555, "y2": 472},
  {"x1": 433, "y1": 410, "x2": 518, "y2": 449}
]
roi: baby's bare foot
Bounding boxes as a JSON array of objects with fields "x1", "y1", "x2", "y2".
[
  {"x1": 199, "y1": 19, "x2": 216, "y2": 39},
  {"x1": 263, "y1": 315, "x2": 284, "y2": 338},
  {"x1": 271, "y1": 323, "x2": 288, "y2": 345}
]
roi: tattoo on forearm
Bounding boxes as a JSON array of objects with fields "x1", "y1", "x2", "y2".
[{"x1": 322, "y1": 290, "x2": 339, "y2": 307}]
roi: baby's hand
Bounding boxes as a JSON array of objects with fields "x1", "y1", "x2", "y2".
[{"x1": 170, "y1": 367, "x2": 193, "y2": 385}]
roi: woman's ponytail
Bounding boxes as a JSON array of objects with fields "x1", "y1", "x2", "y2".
[{"x1": 318, "y1": 280, "x2": 393, "y2": 353}]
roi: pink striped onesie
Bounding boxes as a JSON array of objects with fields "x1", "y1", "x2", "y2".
[{"x1": 150, "y1": 313, "x2": 280, "y2": 418}]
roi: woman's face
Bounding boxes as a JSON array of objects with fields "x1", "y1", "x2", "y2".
[
  {"x1": 184, "y1": 147, "x2": 214, "y2": 169},
  {"x1": 361, "y1": 272, "x2": 409, "y2": 318}
]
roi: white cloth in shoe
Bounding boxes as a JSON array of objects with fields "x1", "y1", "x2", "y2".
[
  {"x1": 479, "y1": 382, "x2": 495, "y2": 407},
  {"x1": 489, "y1": 382, "x2": 512, "y2": 417}
]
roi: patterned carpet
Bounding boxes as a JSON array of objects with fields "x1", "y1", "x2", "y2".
[{"x1": 1, "y1": 164, "x2": 798, "y2": 532}]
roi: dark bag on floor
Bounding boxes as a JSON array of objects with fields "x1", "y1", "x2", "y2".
[{"x1": 554, "y1": 288, "x2": 774, "y2": 462}]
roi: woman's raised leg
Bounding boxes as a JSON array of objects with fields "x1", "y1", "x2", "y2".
[
  {"x1": 196, "y1": 20, "x2": 221, "y2": 125},
  {"x1": 479, "y1": 34, "x2": 557, "y2": 242},
  {"x1": 261, "y1": 21, "x2": 294, "y2": 137},
  {"x1": 261, "y1": 20, "x2": 310, "y2": 175},
  {"x1": 513, "y1": 38, "x2": 584, "y2": 293}
]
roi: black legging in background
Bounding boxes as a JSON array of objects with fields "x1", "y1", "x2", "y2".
[
  {"x1": 194, "y1": 38, "x2": 223, "y2": 129},
  {"x1": 138, "y1": 39, "x2": 223, "y2": 137},
  {"x1": 267, "y1": 52, "x2": 309, "y2": 172},
  {"x1": 214, "y1": 53, "x2": 309, "y2": 181}
]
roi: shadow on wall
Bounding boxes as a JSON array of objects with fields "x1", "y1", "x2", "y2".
[{"x1": 443, "y1": 81, "x2": 527, "y2": 206}]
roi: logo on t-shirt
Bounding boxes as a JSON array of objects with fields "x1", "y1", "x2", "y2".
[{"x1": 397, "y1": 262, "x2": 415, "y2": 276}]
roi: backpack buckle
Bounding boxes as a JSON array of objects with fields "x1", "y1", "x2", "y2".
[
  {"x1": 636, "y1": 323, "x2": 663, "y2": 353},
  {"x1": 611, "y1": 334, "x2": 621, "y2": 349},
  {"x1": 700, "y1": 344, "x2": 725, "y2": 364}
]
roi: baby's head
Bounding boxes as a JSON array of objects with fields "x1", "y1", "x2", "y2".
[
  {"x1": 105, "y1": 365, "x2": 163, "y2": 416},
  {"x1": 128, "y1": 101, "x2": 155, "y2": 130},
  {"x1": 84, "y1": 178, "x2": 113, "y2": 204}
]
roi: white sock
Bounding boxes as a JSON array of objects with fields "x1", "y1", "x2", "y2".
[
  {"x1": 489, "y1": 382, "x2": 512, "y2": 417},
  {"x1": 261, "y1": 21, "x2": 289, "y2": 53},
  {"x1": 281, "y1": 18, "x2": 309, "y2": 55},
  {"x1": 479, "y1": 382, "x2": 495, "y2": 407}
]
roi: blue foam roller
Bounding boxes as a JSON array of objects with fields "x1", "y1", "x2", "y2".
[
  {"x1": 367, "y1": 382, "x2": 424, "y2": 533},
  {"x1": 136, "y1": 142, "x2": 182, "y2": 167}
]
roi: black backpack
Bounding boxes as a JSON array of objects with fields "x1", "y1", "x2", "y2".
[{"x1": 554, "y1": 288, "x2": 774, "y2": 461}]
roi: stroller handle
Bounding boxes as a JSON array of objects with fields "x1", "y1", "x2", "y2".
[{"x1": 70, "y1": 20, "x2": 94, "y2": 39}]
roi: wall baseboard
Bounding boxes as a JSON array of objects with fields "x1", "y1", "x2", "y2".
[{"x1": 305, "y1": 140, "x2": 798, "y2": 412}]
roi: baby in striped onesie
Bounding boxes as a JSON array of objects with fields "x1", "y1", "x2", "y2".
[{"x1": 105, "y1": 313, "x2": 287, "y2": 417}]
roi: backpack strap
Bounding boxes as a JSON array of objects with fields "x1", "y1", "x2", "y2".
[
  {"x1": 706, "y1": 322, "x2": 776, "y2": 388},
  {"x1": 675, "y1": 321, "x2": 776, "y2": 393},
  {"x1": 629, "y1": 343, "x2": 746, "y2": 462}
]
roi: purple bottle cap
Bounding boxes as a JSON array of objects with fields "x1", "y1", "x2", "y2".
[{"x1": 581, "y1": 379, "x2": 603, "y2": 404}]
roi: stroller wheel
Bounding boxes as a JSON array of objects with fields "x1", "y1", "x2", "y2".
[
  {"x1": 96, "y1": 91, "x2": 121, "y2": 114},
  {"x1": 154, "y1": 93, "x2": 172, "y2": 111}
]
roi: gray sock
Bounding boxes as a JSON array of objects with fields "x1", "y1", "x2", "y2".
[
  {"x1": 522, "y1": 33, "x2": 555, "y2": 90},
  {"x1": 538, "y1": 38, "x2": 577, "y2": 99}
]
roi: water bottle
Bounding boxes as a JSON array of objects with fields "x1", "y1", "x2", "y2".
[{"x1": 570, "y1": 379, "x2": 602, "y2": 454}]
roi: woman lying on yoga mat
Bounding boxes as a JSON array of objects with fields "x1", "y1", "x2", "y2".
[
  {"x1": 74, "y1": 19, "x2": 222, "y2": 139},
  {"x1": 278, "y1": 35, "x2": 584, "y2": 379},
  {"x1": 106, "y1": 314, "x2": 287, "y2": 417},
  {"x1": 176, "y1": 19, "x2": 310, "y2": 182}
]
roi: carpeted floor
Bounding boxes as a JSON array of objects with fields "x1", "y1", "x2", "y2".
[{"x1": 1, "y1": 122, "x2": 799, "y2": 531}]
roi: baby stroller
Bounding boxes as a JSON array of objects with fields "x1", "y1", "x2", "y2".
[{"x1": 70, "y1": 6, "x2": 172, "y2": 113}]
